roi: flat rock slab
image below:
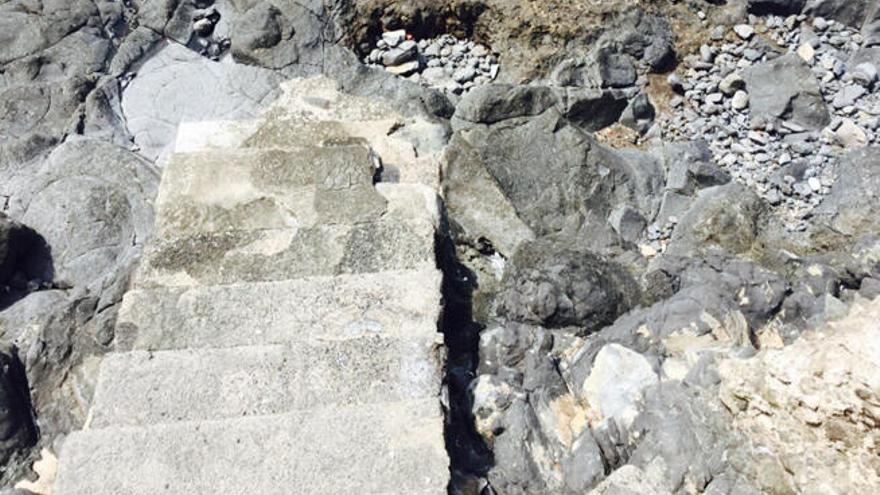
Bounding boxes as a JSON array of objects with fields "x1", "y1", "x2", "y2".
[
  {"x1": 90, "y1": 337, "x2": 442, "y2": 428},
  {"x1": 133, "y1": 218, "x2": 436, "y2": 288},
  {"x1": 116, "y1": 268, "x2": 441, "y2": 351},
  {"x1": 55, "y1": 399, "x2": 448, "y2": 495},
  {"x1": 122, "y1": 42, "x2": 281, "y2": 162}
]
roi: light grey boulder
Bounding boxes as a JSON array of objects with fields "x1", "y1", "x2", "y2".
[
  {"x1": 744, "y1": 53, "x2": 830, "y2": 130},
  {"x1": 4, "y1": 139, "x2": 159, "y2": 294}
]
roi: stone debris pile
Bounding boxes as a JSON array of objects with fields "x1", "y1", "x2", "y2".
[
  {"x1": 364, "y1": 30, "x2": 500, "y2": 95},
  {"x1": 660, "y1": 14, "x2": 879, "y2": 231}
]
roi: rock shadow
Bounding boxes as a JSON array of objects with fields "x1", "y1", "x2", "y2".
[{"x1": 0, "y1": 217, "x2": 56, "y2": 311}]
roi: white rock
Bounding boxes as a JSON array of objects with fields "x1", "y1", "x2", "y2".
[
  {"x1": 835, "y1": 119, "x2": 868, "y2": 147},
  {"x1": 732, "y1": 90, "x2": 750, "y2": 110},
  {"x1": 385, "y1": 60, "x2": 420, "y2": 76},
  {"x1": 381, "y1": 30, "x2": 406, "y2": 48},
  {"x1": 734, "y1": 24, "x2": 755, "y2": 40},
  {"x1": 579, "y1": 344, "x2": 658, "y2": 429},
  {"x1": 796, "y1": 43, "x2": 815, "y2": 63}
]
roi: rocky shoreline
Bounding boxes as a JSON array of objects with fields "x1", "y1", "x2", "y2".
[{"x1": 2, "y1": 0, "x2": 880, "y2": 494}]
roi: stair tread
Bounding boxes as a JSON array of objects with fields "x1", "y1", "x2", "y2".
[
  {"x1": 55, "y1": 399, "x2": 448, "y2": 495},
  {"x1": 117, "y1": 268, "x2": 442, "y2": 351},
  {"x1": 90, "y1": 336, "x2": 441, "y2": 428}
]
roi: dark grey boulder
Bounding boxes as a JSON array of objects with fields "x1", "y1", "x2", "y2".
[
  {"x1": 657, "y1": 141, "x2": 730, "y2": 196},
  {"x1": 744, "y1": 53, "x2": 830, "y2": 130},
  {"x1": 134, "y1": 0, "x2": 196, "y2": 44},
  {"x1": 453, "y1": 85, "x2": 558, "y2": 126},
  {"x1": 597, "y1": 10, "x2": 676, "y2": 72},
  {"x1": 805, "y1": 0, "x2": 872, "y2": 27},
  {"x1": 596, "y1": 50, "x2": 637, "y2": 88},
  {"x1": 561, "y1": 430, "x2": 605, "y2": 493},
  {"x1": 619, "y1": 92, "x2": 656, "y2": 134},
  {"x1": 230, "y1": 0, "x2": 324, "y2": 70},
  {"x1": 809, "y1": 146, "x2": 880, "y2": 245},
  {"x1": 447, "y1": 109, "x2": 663, "y2": 250},
  {"x1": 496, "y1": 239, "x2": 639, "y2": 334},
  {"x1": 555, "y1": 88, "x2": 629, "y2": 132}
]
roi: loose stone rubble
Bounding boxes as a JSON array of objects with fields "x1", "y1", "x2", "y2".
[
  {"x1": 660, "y1": 14, "x2": 880, "y2": 232},
  {"x1": 364, "y1": 31, "x2": 500, "y2": 95}
]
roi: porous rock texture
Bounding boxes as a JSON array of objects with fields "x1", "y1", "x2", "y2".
[{"x1": 3, "y1": 0, "x2": 880, "y2": 494}]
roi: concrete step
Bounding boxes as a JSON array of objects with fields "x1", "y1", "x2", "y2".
[
  {"x1": 174, "y1": 117, "x2": 438, "y2": 186},
  {"x1": 89, "y1": 336, "x2": 442, "y2": 428},
  {"x1": 117, "y1": 268, "x2": 442, "y2": 351},
  {"x1": 155, "y1": 146, "x2": 387, "y2": 237},
  {"x1": 155, "y1": 148, "x2": 437, "y2": 237},
  {"x1": 54, "y1": 399, "x2": 448, "y2": 495},
  {"x1": 133, "y1": 207, "x2": 437, "y2": 288}
]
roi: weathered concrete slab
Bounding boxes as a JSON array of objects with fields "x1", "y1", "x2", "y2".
[
  {"x1": 118, "y1": 268, "x2": 441, "y2": 350},
  {"x1": 133, "y1": 217, "x2": 436, "y2": 288},
  {"x1": 89, "y1": 337, "x2": 442, "y2": 428},
  {"x1": 55, "y1": 399, "x2": 449, "y2": 495},
  {"x1": 154, "y1": 146, "x2": 390, "y2": 237}
]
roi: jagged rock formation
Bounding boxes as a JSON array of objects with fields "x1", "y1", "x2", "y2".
[{"x1": 50, "y1": 77, "x2": 450, "y2": 494}]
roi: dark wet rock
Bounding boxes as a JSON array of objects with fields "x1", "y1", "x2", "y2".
[
  {"x1": 496, "y1": 239, "x2": 639, "y2": 334},
  {"x1": 744, "y1": 53, "x2": 830, "y2": 130}
]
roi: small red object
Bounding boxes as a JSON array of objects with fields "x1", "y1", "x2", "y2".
[{"x1": 406, "y1": 33, "x2": 413, "y2": 40}]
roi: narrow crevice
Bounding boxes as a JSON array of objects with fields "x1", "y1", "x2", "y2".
[{"x1": 435, "y1": 206, "x2": 494, "y2": 494}]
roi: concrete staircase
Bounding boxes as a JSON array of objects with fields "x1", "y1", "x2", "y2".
[{"x1": 52, "y1": 78, "x2": 450, "y2": 494}]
